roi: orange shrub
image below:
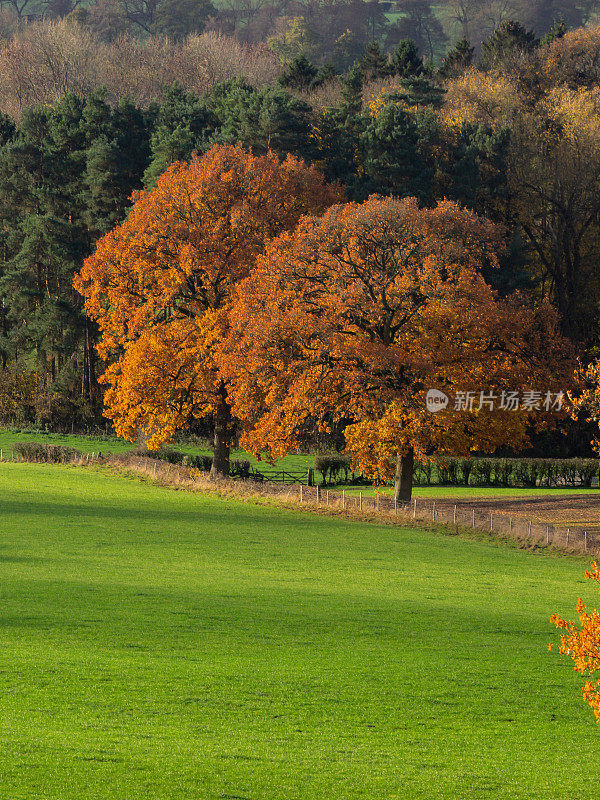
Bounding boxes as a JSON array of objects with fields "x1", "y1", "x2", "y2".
[{"x1": 551, "y1": 563, "x2": 600, "y2": 722}]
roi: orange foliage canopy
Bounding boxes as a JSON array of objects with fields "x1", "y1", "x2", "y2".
[
  {"x1": 551, "y1": 563, "x2": 600, "y2": 723},
  {"x1": 74, "y1": 143, "x2": 342, "y2": 450},
  {"x1": 224, "y1": 196, "x2": 574, "y2": 486},
  {"x1": 569, "y1": 360, "x2": 600, "y2": 455}
]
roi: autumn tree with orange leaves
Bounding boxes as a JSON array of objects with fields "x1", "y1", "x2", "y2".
[
  {"x1": 74, "y1": 143, "x2": 342, "y2": 477},
  {"x1": 224, "y1": 196, "x2": 574, "y2": 501},
  {"x1": 569, "y1": 361, "x2": 600, "y2": 455},
  {"x1": 551, "y1": 563, "x2": 600, "y2": 723}
]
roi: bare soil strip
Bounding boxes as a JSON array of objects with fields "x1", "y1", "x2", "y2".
[{"x1": 431, "y1": 494, "x2": 600, "y2": 531}]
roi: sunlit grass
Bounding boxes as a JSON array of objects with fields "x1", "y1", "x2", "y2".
[{"x1": 0, "y1": 461, "x2": 597, "y2": 799}]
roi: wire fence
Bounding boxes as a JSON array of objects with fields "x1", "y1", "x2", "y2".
[
  {"x1": 4, "y1": 450, "x2": 599, "y2": 557},
  {"x1": 288, "y1": 486, "x2": 599, "y2": 555}
]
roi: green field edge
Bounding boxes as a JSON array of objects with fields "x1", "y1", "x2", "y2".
[
  {"x1": 2, "y1": 429, "x2": 599, "y2": 499},
  {"x1": 86, "y1": 459, "x2": 595, "y2": 565}
]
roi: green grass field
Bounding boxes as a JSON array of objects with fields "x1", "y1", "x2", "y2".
[
  {"x1": 0, "y1": 461, "x2": 598, "y2": 799},
  {"x1": 0, "y1": 428, "x2": 134, "y2": 454},
  {"x1": 4, "y1": 428, "x2": 600, "y2": 498},
  {"x1": 0, "y1": 429, "x2": 314, "y2": 473}
]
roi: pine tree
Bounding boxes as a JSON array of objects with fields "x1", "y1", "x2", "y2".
[
  {"x1": 312, "y1": 108, "x2": 358, "y2": 186},
  {"x1": 0, "y1": 92, "x2": 150, "y2": 424},
  {"x1": 83, "y1": 98, "x2": 149, "y2": 237},
  {"x1": 436, "y1": 122, "x2": 510, "y2": 217},
  {"x1": 330, "y1": 62, "x2": 365, "y2": 191},
  {"x1": 541, "y1": 17, "x2": 568, "y2": 46},
  {"x1": 209, "y1": 83, "x2": 313, "y2": 160},
  {"x1": 439, "y1": 38, "x2": 474, "y2": 79},
  {"x1": 0, "y1": 103, "x2": 90, "y2": 411},
  {"x1": 360, "y1": 41, "x2": 390, "y2": 81},
  {"x1": 340, "y1": 62, "x2": 364, "y2": 121},
  {"x1": 360, "y1": 98, "x2": 433, "y2": 202},
  {"x1": 278, "y1": 54, "x2": 319, "y2": 91},
  {"x1": 481, "y1": 21, "x2": 539, "y2": 70},
  {"x1": 314, "y1": 62, "x2": 337, "y2": 86},
  {"x1": 396, "y1": 75, "x2": 444, "y2": 109},
  {"x1": 144, "y1": 83, "x2": 214, "y2": 187},
  {"x1": 389, "y1": 39, "x2": 423, "y2": 78}
]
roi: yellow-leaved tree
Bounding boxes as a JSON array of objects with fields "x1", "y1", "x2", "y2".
[
  {"x1": 443, "y1": 69, "x2": 600, "y2": 342},
  {"x1": 74, "y1": 143, "x2": 342, "y2": 476},
  {"x1": 224, "y1": 196, "x2": 575, "y2": 501}
]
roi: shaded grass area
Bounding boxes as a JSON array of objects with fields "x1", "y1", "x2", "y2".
[{"x1": 0, "y1": 461, "x2": 598, "y2": 799}]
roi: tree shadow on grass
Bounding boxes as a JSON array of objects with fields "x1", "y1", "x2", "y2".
[{"x1": 0, "y1": 498, "x2": 281, "y2": 530}]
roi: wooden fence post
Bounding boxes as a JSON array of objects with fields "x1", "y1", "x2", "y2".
[
  {"x1": 490, "y1": 512, "x2": 493, "y2": 531},
  {"x1": 585, "y1": 530, "x2": 588, "y2": 552},
  {"x1": 394, "y1": 496, "x2": 397, "y2": 515},
  {"x1": 359, "y1": 491, "x2": 362, "y2": 511},
  {"x1": 413, "y1": 498, "x2": 417, "y2": 518},
  {"x1": 546, "y1": 525, "x2": 549, "y2": 545},
  {"x1": 300, "y1": 485, "x2": 303, "y2": 503},
  {"x1": 567, "y1": 528, "x2": 570, "y2": 547},
  {"x1": 342, "y1": 490, "x2": 345, "y2": 510},
  {"x1": 472, "y1": 508, "x2": 475, "y2": 528},
  {"x1": 316, "y1": 485, "x2": 320, "y2": 504},
  {"x1": 432, "y1": 501, "x2": 436, "y2": 520}
]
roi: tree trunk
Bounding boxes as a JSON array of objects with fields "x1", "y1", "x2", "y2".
[
  {"x1": 86, "y1": 320, "x2": 97, "y2": 401},
  {"x1": 210, "y1": 381, "x2": 231, "y2": 479},
  {"x1": 394, "y1": 449, "x2": 414, "y2": 504},
  {"x1": 137, "y1": 426, "x2": 150, "y2": 450}
]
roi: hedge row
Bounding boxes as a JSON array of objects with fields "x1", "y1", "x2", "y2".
[
  {"x1": 136, "y1": 448, "x2": 251, "y2": 478},
  {"x1": 12, "y1": 442, "x2": 597, "y2": 489},
  {"x1": 313, "y1": 454, "x2": 352, "y2": 484},
  {"x1": 415, "y1": 457, "x2": 600, "y2": 487},
  {"x1": 13, "y1": 442, "x2": 82, "y2": 463}
]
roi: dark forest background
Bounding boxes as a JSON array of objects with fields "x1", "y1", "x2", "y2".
[{"x1": 0, "y1": 0, "x2": 598, "y2": 455}]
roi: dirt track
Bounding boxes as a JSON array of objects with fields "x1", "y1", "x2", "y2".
[{"x1": 432, "y1": 494, "x2": 600, "y2": 531}]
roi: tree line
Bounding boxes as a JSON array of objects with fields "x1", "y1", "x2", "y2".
[
  {"x1": 0, "y1": 0, "x2": 595, "y2": 62},
  {"x1": 2, "y1": 19, "x2": 600, "y2": 446},
  {"x1": 74, "y1": 143, "x2": 575, "y2": 501},
  {"x1": 0, "y1": 0, "x2": 596, "y2": 120}
]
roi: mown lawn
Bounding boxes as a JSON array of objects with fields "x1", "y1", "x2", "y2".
[{"x1": 0, "y1": 461, "x2": 598, "y2": 799}]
